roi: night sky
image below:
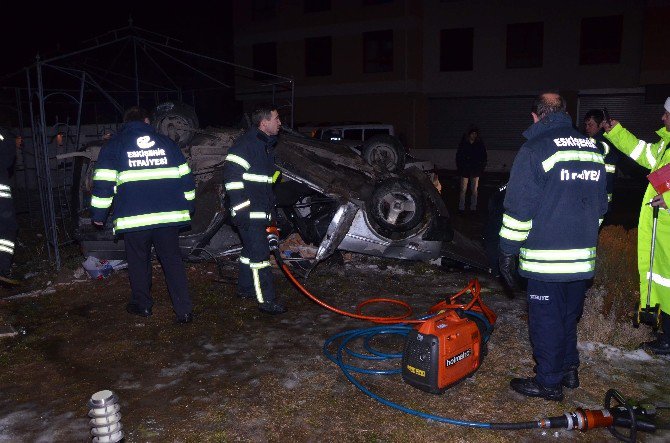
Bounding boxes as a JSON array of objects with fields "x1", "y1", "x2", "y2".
[
  {"x1": 2, "y1": 2, "x2": 233, "y2": 75},
  {"x1": 0, "y1": 1, "x2": 235, "y2": 125}
]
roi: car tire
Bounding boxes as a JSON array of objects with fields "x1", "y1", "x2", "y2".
[
  {"x1": 153, "y1": 101, "x2": 199, "y2": 148},
  {"x1": 361, "y1": 135, "x2": 406, "y2": 173},
  {"x1": 369, "y1": 178, "x2": 425, "y2": 235}
]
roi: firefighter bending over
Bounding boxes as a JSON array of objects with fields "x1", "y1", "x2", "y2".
[
  {"x1": 223, "y1": 104, "x2": 287, "y2": 315},
  {"x1": 499, "y1": 93, "x2": 608, "y2": 401}
]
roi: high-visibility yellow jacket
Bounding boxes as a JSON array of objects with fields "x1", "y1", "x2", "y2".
[{"x1": 605, "y1": 123, "x2": 670, "y2": 315}]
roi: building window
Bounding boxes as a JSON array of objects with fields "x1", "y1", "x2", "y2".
[
  {"x1": 252, "y1": 0, "x2": 278, "y2": 20},
  {"x1": 252, "y1": 42, "x2": 277, "y2": 80},
  {"x1": 506, "y1": 22, "x2": 543, "y2": 68},
  {"x1": 363, "y1": 30, "x2": 394, "y2": 73},
  {"x1": 440, "y1": 28, "x2": 473, "y2": 71},
  {"x1": 304, "y1": 0, "x2": 331, "y2": 12},
  {"x1": 579, "y1": 15, "x2": 623, "y2": 65},
  {"x1": 305, "y1": 36, "x2": 332, "y2": 76}
]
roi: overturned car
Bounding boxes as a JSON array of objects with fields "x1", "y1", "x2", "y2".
[{"x1": 71, "y1": 102, "x2": 488, "y2": 271}]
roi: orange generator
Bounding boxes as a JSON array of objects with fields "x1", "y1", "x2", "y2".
[{"x1": 402, "y1": 281, "x2": 497, "y2": 394}]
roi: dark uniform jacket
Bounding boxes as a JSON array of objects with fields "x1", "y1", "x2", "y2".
[
  {"x1": 499, "y1": 112, "x2": 608, "y2": 282},
  {"x1": 90, "y1": 121, "x2": 195, "y2": 233},
  {"x1": 456, "y1": 137, "x2": 487, "y2": 178},
  {"x1": 590, "y1": 129, "x2": 619, "y2": 206},
  {"x1": 222, "y1": 128, "x2": 280, "y2": 226},
  {"x1": 0, "y1": 127, "x2": 15, "y2": 185}
]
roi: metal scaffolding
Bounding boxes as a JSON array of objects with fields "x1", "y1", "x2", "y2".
[{"x1": 2, "y1": 22, "x2": 294, "y2": 269}]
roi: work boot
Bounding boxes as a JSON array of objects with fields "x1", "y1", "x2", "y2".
[
  {"x1": 126, "y1": 303, "x2": 152, "y2": 317},
  {"x1": 641, "y1": 335, "x2": 670, "y2": 355},
  {"x1": 175, "y1": 312, "x2": 194, "y2": 324},
  {"x1": 510, "y1": 377, "x2": 563, "y2": 402},
  {"x1": 236, "y1": 291, "x2": 256, "y2": 300},
  {"x1": 258, "y1": 301, "x2": 287, "y2": 315},
  {"x1": 562, "y1": 366, "x2": 579, "y2": 389}
]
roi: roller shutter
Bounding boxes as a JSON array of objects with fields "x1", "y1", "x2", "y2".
[
  {"x1": 577, "y1": 93, "x2": 661, "y2": 143},
  {"x1": 428, "y1": 96, "x2": 536, "y2": 151}
]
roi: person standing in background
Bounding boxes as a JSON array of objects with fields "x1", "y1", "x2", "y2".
[
  {"x1": 583, "y1": 109, "x2": 619, "y2": 214},
  {"x1": 456, "y1": 125, "x2": 487, "y2": 213}
]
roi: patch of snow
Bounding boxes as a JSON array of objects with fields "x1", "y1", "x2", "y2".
[
  {"x1": 579, "y1": 341, "x2": 655, "y2": 362},
  {"x1": 153, "y1": 379, "x2": 181, "y2": 390},
  {"x1": 159, "y1": 361, "x2": 207, "y2": 377},
  {"x1": 3, "y1": 287, "x2": 56, "y2": 300}
]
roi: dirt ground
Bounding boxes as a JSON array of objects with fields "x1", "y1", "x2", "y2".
[{"x1": 1, "y1": 175, "x2": 668, "y2": 442}]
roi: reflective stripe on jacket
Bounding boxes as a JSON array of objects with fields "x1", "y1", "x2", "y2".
[
  {"x1": 605, "y1": 123, "x2": 670, "y2": 314},
  {"x1": 500, "y1": 112, "x2": 608, "y2": 282},
  {"x1": 90, "y1": 121, "x2": 196, "y2": 233},
  {"x1": 222, "y1": 127, "x2": 280, "y2": 224}
]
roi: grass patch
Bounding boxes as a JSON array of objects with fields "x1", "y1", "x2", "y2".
[{"x1": 578, "y1": 225, "x2": 654, "y2": 349}]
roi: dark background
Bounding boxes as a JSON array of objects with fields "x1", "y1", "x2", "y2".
[
  {"x1": 2, "y1": 2, "x2": 234, "y2": 74},
  {"x1": 0, "y1": 1, "x2": 237, "y2": 126}
]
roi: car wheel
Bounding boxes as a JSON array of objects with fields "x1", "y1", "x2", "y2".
[
  {"x1": 361, "y1": 135, "x2": 406, "y2": 173},
  {"x1": 153, "y1": 101, "x2": 199, "y2": 148},
  {"x1": 369, "y1": 178, "x2": 424, "y2": 234}
]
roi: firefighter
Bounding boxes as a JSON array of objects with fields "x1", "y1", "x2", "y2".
[
  {"x1": 583, "y1": 109, "x2": 619, "y2": 212},
  {"x1": 223, "y1": 104, "x2": 286, "y2": 315},
  {"x1": 0, "y1": 125, "x2": 18, "y2": 285},
  {"x1": 601, "y1": 98, "x2": 670, "y2": 355},
  {"x1": 499, "y1": 93, "x2": 608, "y2": 401},
  {"x1": 90, "y1": 106, "x2": 196, "y2": 323}
]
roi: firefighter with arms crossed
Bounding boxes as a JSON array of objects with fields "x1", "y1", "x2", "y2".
[
  {"x1": 90, "y1": 106, "x2": 196, "y2": 323},
  {"x1": 601, "y1": 97, "x2": 670, "y2": 355},
  {"x1": 499, "y1": 93, "x2": 608, "y2": 401},
  {"x1": 223, "y1": 104, "x2": 287, "y2": 315}
]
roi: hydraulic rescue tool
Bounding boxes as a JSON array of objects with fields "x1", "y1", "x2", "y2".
[
  {"x1": 269, "y1": 227, "x2": 668, "y2": 442},
  {"x1": 634, "y1": 205, "x2": 662, "y2": 329}
]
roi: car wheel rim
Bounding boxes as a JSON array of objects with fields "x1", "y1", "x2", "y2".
[
  {"x1": 158, "y1": 115, "x2": 192, "y2": 145},
  {"x1": 370, "y1": 144, "x2": 398, "y2": 170},
  {"x1": 378, "y1": 191, "x2": 416, "y2": 225}
]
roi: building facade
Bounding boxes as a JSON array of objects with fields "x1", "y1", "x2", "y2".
[{"x1": 233, "y1": 0, "x2": 670, "y2": 170}]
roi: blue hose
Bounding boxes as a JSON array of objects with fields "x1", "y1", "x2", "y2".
[{"x1": 323, "y1": 324, "x2": 539, "y2": 430}]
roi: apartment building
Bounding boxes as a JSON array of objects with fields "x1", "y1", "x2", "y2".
[{"x1": 233, "y1": 0, "x2": 670, "y2": 168}]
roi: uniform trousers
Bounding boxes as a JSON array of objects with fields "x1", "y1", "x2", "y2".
[
  {"x1": 124, "y1": 226, "x2": 192, "y2": 317},
  {"x1": 0, "y1": 182, "x2": 17, "y2": 274},
  {"x1": 237, "y1": 224, "x2": 276, "y2": 304},
  {"x1": 526, "y1": 279, "x2": 587, "y2": 387}
]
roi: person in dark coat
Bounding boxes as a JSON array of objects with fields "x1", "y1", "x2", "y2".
[
  {"x1": 456, "y1": 125, "x2": 487, "y2": 212},
  {"x1": 0, "y1": 126, "x2": 18, "y2": 285},
  {"x1": 90, "y1": 107, "x2": 196, "y2": 323}
]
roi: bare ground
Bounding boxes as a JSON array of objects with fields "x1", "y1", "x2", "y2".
[
  {"x1": 0, "y1": 247, "x2": 668, "y2": 442},
  {"x1": 1, "y1": 176, "x2": 668, "y2": 442}
]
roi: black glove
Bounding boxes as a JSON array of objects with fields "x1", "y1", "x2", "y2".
[
  {"x1": 498, "y1": 250, "x2": 520, "y2": 291},
  {"x1": 91, "y1": 220, "x2": 105, "y2": 231}
]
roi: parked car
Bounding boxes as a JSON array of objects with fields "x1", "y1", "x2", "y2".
[
  {"x1": 298, "y1": 122, "x2": 409, "y2": 173},
  {"x1": 71, "y1": 102, "x2": 488, "y2": 271}
]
